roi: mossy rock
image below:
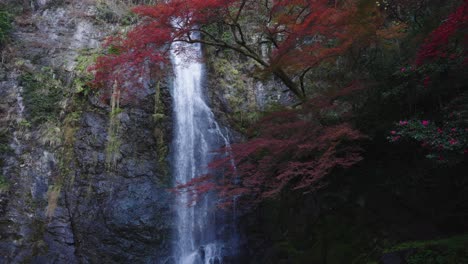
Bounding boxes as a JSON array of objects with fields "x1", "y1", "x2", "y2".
[{"x1": 21, "y1": 70, "x2": 64, "y2": 124}]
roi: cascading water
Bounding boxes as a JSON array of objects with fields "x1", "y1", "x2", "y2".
[{"x1": 171, "y1": 37, "x2": 236, "y2": 264}]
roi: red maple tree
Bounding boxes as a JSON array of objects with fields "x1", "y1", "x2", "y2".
[
  {"x1": 90, "y1": 0, "x2": 376, "y2": 207},
  {"x1": 91, "y1": 0, "x2": 382, "y2": 100},
  {"x1": 175, "y1": 97, "x2": 365, "y2": 208},
  {"x1": 88, "y1": 24, "x2": 171, "y2": 103},
  {"x1": 415, "y1": 0, "x2": 468, "y2": 66}
]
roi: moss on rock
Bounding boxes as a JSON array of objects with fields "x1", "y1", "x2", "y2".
[{"x1": 21, "y1": 69, "x2": 64, "y2": 125}]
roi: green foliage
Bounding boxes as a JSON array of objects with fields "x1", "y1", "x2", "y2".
[
  {"x1": 0, "y1": 174, "x2": 9, "y2": 191},
  {"x1": 354, "y1": 0, "x2": 466, "y2": 125},
  {"x1": 0, "y1": 143, "x2": 11, "y2": 154},
  {"x1": 46, "y1": 97, "x2": 84, "y2": 218},
  {"x1": 21, "y1": 69, "x2": 64, "y2": 124},
  {"x1": 406, "y1": 249, "x2": 467, "y2": 264},
  {"x1": 0, "y1": 129, "x2": 11, "y2": 155},
  {"x1": 110, "y1": 106, "x2": 123, "y2": 116},
  {"x1": 388, "y1": 102, "x2": 468, "y2": 163},
  {"x1": 75, "y1": 51, "x2": 99, "y2": 73},
  {"x1": 386, "y1": 52, "x2": 466, "y2": 101},
  {"x1": 96, "y1": 1, "x2": 121, "y2": 23},
  {"x1": 0, "y1": 9, "x2": 12, "y2": 44},
  {"x1": 39, "y1": 121, "x2": 63, "y2": 147},
  {"x1": 107, "y1": 45, "x2": 121, "y2": 55},
  {"x1": 252, "y1": 196, "x2": 390, "y2": 264},
  {"x1": 386, "y1": 234, "x2": 468, "y2": 253},
  {"x1": 307, "y1": 212, "x2": 384, "y2": 264},
  {"x1": 206, "y1": 54, "x2": 264, "y2": 132},
  {"x1": 95, "y1": 0, "x2": 138, "y2": 25},
  {"x1": 385, "y1": 235, "x2": 468, "y2": 264},
  {"x1": 18, "y1": 119, "x2": 31, "y2": 128},
  {"x1": 74, "y1": 49, "x2": 99, "y2": 96},
  {"x1": 201, "y1": 23, "x2": 234, "y2": 43},
  {"x1": 152, "y1": 81, "x2": 164, "y2": 121},
  {"x1": 74, "y1": 77, "x2": 93, "y2": 96},
  {"x1": 0, "y1": 130, "x2": 10, "y2": 175},
  {"x1": 231, "y1": 111, "x2": 261, "y2": 131}
]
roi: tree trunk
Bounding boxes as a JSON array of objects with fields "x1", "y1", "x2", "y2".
[{"x1": 273, "y1": 68, "x2": 306, "y2": 100}]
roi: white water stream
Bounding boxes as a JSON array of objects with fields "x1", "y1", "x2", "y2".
[{"x1": 171, "y1": 38, "x2": 235, "y2": 264}]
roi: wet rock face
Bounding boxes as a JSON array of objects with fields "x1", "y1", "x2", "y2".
[
  {"x1": 0, "y1": 1, "x2": 173, "y2": 263},
  {"x1": 69, "y1": 103, "x2": 173, "y2": 263},
  {"x1": 203, "y1": 47, "x2": 296, "y2": 141}
]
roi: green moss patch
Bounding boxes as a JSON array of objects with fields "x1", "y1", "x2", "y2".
[{"x1": 21, "y1": 69, "x2": 64, "y2": 124}]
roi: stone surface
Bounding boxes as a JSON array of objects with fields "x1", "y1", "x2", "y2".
[{"x1": 0, "y1": 1, "x2": 174, "y2": 263}]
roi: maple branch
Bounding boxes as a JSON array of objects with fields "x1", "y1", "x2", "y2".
[
  {"x1": 179, "y1": 28, "x2": 269, "y2": 67},
  {"x1": 273, "y1": 68, "x2": 306, "y2": 100},
  {"x1": 234, "y1": 0, "x2": 247, "y2": 23},
  {"x1": 299, "y1": 67, "x2": 313, "y2": 97},
  {"x1": 183, "y1": 27, "x2": 305, "y2": 100}
]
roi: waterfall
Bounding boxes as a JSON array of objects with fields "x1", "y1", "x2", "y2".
[{"x1": 171, "y1": 38, "x2": 236, "y2": 264}]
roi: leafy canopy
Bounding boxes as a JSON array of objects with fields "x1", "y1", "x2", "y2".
[{"x1": 91, "y1": 0, "x2": 383, "y2": 100}]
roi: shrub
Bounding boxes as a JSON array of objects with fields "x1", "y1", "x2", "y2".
[
  {"x1": 21, "y1": 70, "x2": 63, "y2": 124},
  {"x1": 388, "y1": 119, "x2": 468, "y2": 162},
  {"x1": 0, "y1": 9, "x2": 12, "y2": 44}
]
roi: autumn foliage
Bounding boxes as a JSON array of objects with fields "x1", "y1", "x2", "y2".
[
  {"x1": 91, "y1": 0, "x2": 383, "y2": 100},
  {"x1": 87, "y1": 0, "x2": 399, "y2": 208},
  {"x1": 89, "y1": 0, "x2": 468, "y2": 208},
  {"x1": 415, "y1": 0, "x2": 468, "y2": 66},
  {"x1": 175, "y1": 100, "x2": 365, "y2": 208},
  {"x1": 88, "y1": 24, "x2": 170, "y2": 103}
]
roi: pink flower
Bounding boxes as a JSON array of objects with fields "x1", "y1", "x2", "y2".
[
  {"x1": 449, "y1": 139, "x2": 458, "y2": 145},
  {"x1": 401, "y1": 67, "x2": 406, "y2": 72},
  {"x1": 451, "y1": 128, "x2": 456, "y2": 132},
  {"x1": 391, "y1": 130, "x2": 397, "y2": 135},
  {"x1": 421, "y1": 120, "x2": 429, "y2": 126},
  {"x1": 399, "y1": 120, "x2": 408, "y2": 126},
  {"x1": 437, "y1": 128, "x2": 443, "y2": 134},
  {"x1": 392, "y1": 136, "x2": 401, "y2": 142}
]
